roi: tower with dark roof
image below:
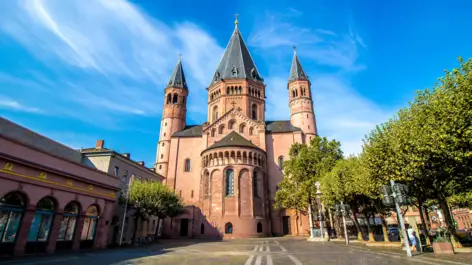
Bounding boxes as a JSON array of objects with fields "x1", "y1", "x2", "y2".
[
  {"x1": 155, "y1": 57, "x2": 189, "y2": 176},
  {"x1": 207, "y1": 17, "x2": 266, "y2": 124},
  {"x1": 288, "y1": 48, "x2": 318, "y2": 142}
]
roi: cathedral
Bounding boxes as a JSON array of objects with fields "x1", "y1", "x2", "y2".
[{"x1": 155, "y1": 18, "x2": 317, "y2": 238}]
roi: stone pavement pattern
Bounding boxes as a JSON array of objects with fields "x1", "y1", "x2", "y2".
[{"x1": 2, "y1": 238, "x2": 472, "y2": 265}]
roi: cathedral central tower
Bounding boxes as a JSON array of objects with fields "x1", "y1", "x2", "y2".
[{"x1": 206, "y1": 18, "x2": 266, "y2": 124}]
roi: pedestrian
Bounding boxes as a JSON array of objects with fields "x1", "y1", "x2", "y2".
[{"x1": 406, "y1": 224, "x2": 417, "y2": 252}]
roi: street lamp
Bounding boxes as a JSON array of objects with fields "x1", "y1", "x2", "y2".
[
  {"x1": 380, "y1": 180, "x2": 412, "y2": 257},
  {"x1": 314, "y1": 181, "x2": 324, "y2": 240},
  {"x1": 335, "y1": 202, "x2": 350, "y2": 245}
]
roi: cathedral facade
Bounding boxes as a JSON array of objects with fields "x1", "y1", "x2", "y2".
[{"x1": 155, "y1": 19, "x2": 317, "y2": 238}]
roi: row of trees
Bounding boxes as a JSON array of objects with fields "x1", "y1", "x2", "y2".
[
  {"x1": 119, "y1": 179, "x2": 184, "y2": 243},
  {"x1": 275, "y1": 57, "x2": 472, "y2": 247}
]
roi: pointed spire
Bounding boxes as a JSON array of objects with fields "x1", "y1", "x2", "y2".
[
  {"x1": 210, "y1": 16, "x2": 263, "y2": 86},
  {"x1": 166, "y1": 55, "x2": 188, "y2": 90},
  {"x1": 288, "y1": 47, "x2": 308, "y2": 82}
]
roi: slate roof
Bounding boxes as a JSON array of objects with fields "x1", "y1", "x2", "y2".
[
  {"x1": 209, "y1": 23, "x2": 263, "y2": 86},
  {"x1": 266, "y1": 121, "x2": 302, "y2": 133},
  {"x1": 205, "y1": 131, "x2": 259, "y2": 151},
  {"x1": 166, "y1": 59, "x2": 188, "y2": 90},
  {"x1": 172, "y1": 125, "x2": 203, "y2": 137},
  {"x1": 288, "y1": 51, "x2": 309, "y2": 83}
]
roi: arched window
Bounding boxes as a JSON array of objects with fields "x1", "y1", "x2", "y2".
[
  {"x1": 81, "y1": 205, "x2": 99, "y2": 243},
  {"x1": 211, "y1": 128, "x2": 216, "y2": 137},
  {"x1": 27, "y1": 197, "x2": 56, "y2": 243},
  {"x1": 225, "y1": 169, "x2": 234, "y2": 195},
  {"x1": 58, "y1": 201, "x2": 80, "y2": 242},
  {"x1": 278, "y1": 156, "x2": 284, "y2": 170},
  {"x1": 257, "y1": 222, "x2": 262, "y2": 233},
  {"x1": 213, "y1": 106, "x2": 218, "y2": 122},
  {"x1": 166, "y1": 94, "x2": 171, "y2": 104},
  {"x1": 172, "y1": 94, "x2": 178, "y2": 104},
  {"x1": 225, "y1": 222, "x2": 233, "y2": 234},
  {"x1": 200, "y1": 224, "x2": 205, "y2": 234},
  {"x1": 226, "y1": 87, "x2": 230, "y2": 94},
  {"x1": 295, "y1": 90, "x2": 298, "y2": 97},
  {"x1": 292, "y1": 90, "x2": 296, "y2": 98},
  {"x1": 184, "y1": 159, "x2": 191, "y2": 172},
  {"x1": 231, "y1": 87, "x2": 234, "y2": 94},
  {"x1": 253, "y1": 171, "x2": 258, "y2": 198},
  {"x1": 0, "y1": 192, "x2": 26, "y2": 244},
  {"x1": 203, "y1": 172, "x2": 210, "y2": 199},
  {"x1": 239, "y1": 86, "x2": 242, "y2": 94},
  {"x1": 183, "y1": 97, "x2": 186, "y2": 104},
  {"x1": 219, "y1": 124, "x2": 225, "y2": 134},
  {"x1": 249, "y1": 127, "x2": 254, "y2": 135},
  {"x1": 228, "y1": 120, "x2": 235, "y2": 130},
  {"x1": 251, "y1": 104, "x2": 257, "y2": 120},
  {"x1": 239, "y1": 123, "x2": 246, "y2": 133},
  {"x1": 257, "y1": 90, "x2": 260, "y2": 98}
]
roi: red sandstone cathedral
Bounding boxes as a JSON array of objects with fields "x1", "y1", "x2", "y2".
[{"x1": 155, "y1": 18, "x2": 317, "y2": 238}]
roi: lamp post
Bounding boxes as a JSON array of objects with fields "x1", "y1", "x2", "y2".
[
  {"x1": 315, "y1": 181, "x2": 324, "y2": 240},
  {"x1": 119, "y1": 178, "x2": 130, "y2": 246},
  {"x1": 335, "y1": 202, "x2": 350, "y2": 245},
  {"x1": 381, "y1": 180, "x2": 412, "y2": 257}
]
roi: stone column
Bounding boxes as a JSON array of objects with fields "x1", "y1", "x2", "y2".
[
  {"x1": 14, "y1": 207, "x2": 35, "y2": 256},
  {"x1": 46, "y1": 213, "x2": 64, "y2": 254},
  {"x1": 72, "y1": 215, "x2": 86, "y2": 251}
]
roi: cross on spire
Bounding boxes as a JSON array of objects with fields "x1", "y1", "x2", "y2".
[
  {"x1": 178, "y1": 53, "x2": 182, "y2": 61},
  {"x1": 234, "y1": 13, "x2": 239, "y2": 25},
  {"x1": 231, "y1": 101, "x2": 237, "y2": 109},
  {"x1": 293, "y1": 46, "x2": 297, "y2": 54}
]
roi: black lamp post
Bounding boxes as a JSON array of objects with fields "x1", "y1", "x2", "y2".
[{"x1": 381, "y1": 180, "x2": 412, "y2": 257}]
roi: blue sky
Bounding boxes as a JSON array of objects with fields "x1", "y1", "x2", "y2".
[{"x1": 1, "y1": 0, "x2": 471, "y2": 166}]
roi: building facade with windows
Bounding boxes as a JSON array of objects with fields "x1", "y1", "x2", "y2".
[
  {"x1": 81, "y1": 140, "x2": 164, "y2": 245},
  {"x1": 0, "y1": 117, "x2": 119, "y2": 257},
  {"x1": 155, "y1": 19, "x2": 316, "y2": 238}
]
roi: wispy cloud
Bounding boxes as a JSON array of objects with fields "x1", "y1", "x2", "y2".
[
  {"x1": 0, "y1": 0, "x2": 222, "y2": 126},
  {"x1": 249, "y1": 10, "x2": 366, "y2": 71},
  {"x1": 254, "y1": 9, "x2": 393, "y2": 155},
  {"x1": 0, "y1": 97, "x2": 43, "y2": 114}
]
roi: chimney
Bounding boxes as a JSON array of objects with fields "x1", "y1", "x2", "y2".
[
  {"x1": 137, "y1": 161, "x2": 145, "y2": 166},
  {"x1": 96, "y1": 140, "x2": 104, "y2": 149}
]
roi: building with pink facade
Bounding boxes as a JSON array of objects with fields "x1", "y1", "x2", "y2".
[
  {"x1": 0, "y1": 117, "x2": 119, "y2": 257},
  {"x1": 154, "y1": 19, "x2": 316, "y2": 238}
]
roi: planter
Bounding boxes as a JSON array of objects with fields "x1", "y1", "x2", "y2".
[{"x1": 432, "y1": 242, "x2": 454, "y2": 255}]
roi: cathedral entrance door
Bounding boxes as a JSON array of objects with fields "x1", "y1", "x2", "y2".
[
  {"x1": 180, "y1": 219, "x2": 189, "y2": 237},
  {"x1": 282, "y1": 216, "x2": 291, "y2": 235}
]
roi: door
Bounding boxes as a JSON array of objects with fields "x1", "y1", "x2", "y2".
[
  {"x1": 180, "y1": 219, "x2": 189, "y2": 237},
  {"x1": 282, "y1": 216, "x2": 290, "y2": 235}
]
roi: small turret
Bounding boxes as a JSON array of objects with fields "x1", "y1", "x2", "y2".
[
  {"x1": 155, "y1": 57, "x2": 189, "y2": 176},
  {"x1": 288, "y1": 48, "x2": 317, "y2": 142}
]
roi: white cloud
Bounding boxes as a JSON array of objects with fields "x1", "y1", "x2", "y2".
[
  {"x1": 0, "y1": 97, "x2": 43, "y2": 113},
  {"x1": 249, "y1": 10, "x2": 365, "y2": 71},
  {"x1": 0, "y1": 0, "x2": 222, "y2": 125},
  {"x1": 254, "y1": 10, "x2": 393, "y2": 155}
]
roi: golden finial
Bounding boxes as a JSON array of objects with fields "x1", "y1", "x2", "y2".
[{"x1": 234, "y1": 13, "x2": 239, "y2": 26}]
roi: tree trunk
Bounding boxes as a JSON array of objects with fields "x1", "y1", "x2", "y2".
[
  {"x1": 328, "y1": 208, "x2": 334, "y2": 238},
  {"x1": 418, "y1": 204, "x2": 432, "y2": 245},
  {"x1": 381, "y1": 217, "x2": 390, "y2": 242},
  {"x1": 352, "y1": 211, "x2": 364, "y2": 241},
  {"x1": 154, "y1": 217, "x2": 162, "y2": 241},
  {"x1": 439, "y1": 199, "x2": 462, "y2": 248},
  {"x1": 132, "y1": 213, "x2": 140, "y2": 243},
  {"x1": 364, "y1": 213, "x2": 375, "y2": 242}
]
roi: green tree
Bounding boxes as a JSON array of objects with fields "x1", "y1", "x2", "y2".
[
  {"x1": 275, "y1": 136, "x2": 343, "y2": 231},
  {"x1": 121, "y1": 179, "x2": 183, "y2": 242},
  {"x1": 362, "y1": 57, "x2": 472, "y2": 248}
]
